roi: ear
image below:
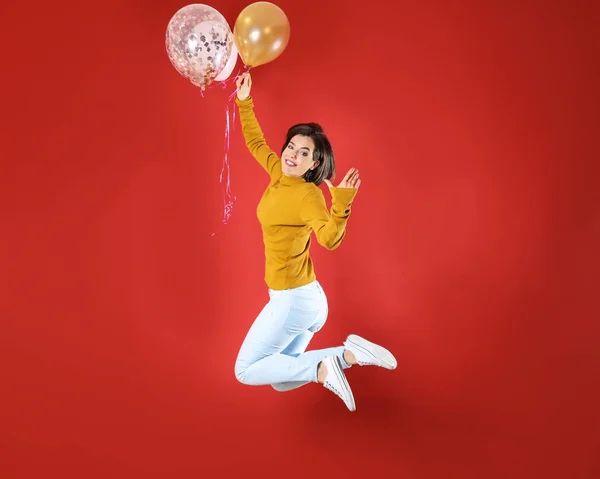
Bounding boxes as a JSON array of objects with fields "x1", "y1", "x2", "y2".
[{"x1": 310, "y1": 160, "x2": 320, "y2": 170}]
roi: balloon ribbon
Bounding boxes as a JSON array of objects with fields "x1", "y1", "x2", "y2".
[{"x1": 202, "y1": 66, "x2": 248, "y2": 235}]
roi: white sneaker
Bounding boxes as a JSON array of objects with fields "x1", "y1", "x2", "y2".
[
  {"x1": 322, "y1": 356, "x2": 356, "y2": 411},
  {"x1": 344, "y1": 334, "x2": 397, "y2": 370}
]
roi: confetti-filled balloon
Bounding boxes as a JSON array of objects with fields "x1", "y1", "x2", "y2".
[{"x1": 166, "y1": 5, "x2": 234, "y2": 90}]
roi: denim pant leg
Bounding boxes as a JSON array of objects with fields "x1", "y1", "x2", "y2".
[
  {"x1": 270, "y1": 324, "x2": 350, "y2": 391},
  {"x1": 234, "y1": 281, "x2": 350, "y2": 387},
  {"x1": 270, "y1": 331, "x2": 315, "y2": 392}
]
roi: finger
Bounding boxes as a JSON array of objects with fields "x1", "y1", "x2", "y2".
[
  {"x1": 355, "y1": 179, "x2": 361, "y2": 189},
  {"x1": 237, "y1": 74, "x2": 247, "y2": 89},
  {"x1": 347, "y1": 170, "x2": 358, "y2": 185},
  {"x1": 342, "y1": 168, "x2": 355, "y2": 182}
]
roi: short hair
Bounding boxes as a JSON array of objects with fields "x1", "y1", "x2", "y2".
[{"x1": 281, "y1": 123, "x2": 335, "y2": 186}]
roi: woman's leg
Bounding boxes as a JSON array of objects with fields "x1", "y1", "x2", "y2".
[
  {"x1": 234, "y1": 281, "x2": 399, "y2": 411},
  {"x1": 234, "y1": 304, "x2": 347, "y2": 386},
  {"x1": 234, "y1": 281, "x2": 348, "y2": 387}
]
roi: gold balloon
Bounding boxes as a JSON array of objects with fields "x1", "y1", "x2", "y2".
[{"x1": 234, "y1": 2, "x2": 290, "y2": 68}]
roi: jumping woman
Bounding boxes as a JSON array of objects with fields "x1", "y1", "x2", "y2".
[{"x1": 233, "y1": 72, "x2": 396, "y2": 411}]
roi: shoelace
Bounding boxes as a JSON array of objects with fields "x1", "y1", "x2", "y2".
[
  {"x1": 325, "y1": 381, "x2": 344, "y2": 399},
  {"x1": 346, "y1": 341, "x2": 378, "y2": 366},
  {"x1": 358, "y1": 359, "x2": 376, "y2": 366}
]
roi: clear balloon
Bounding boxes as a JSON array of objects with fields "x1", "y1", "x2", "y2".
[
  {"x1": 234, "y1": 2, "x2": 290, "y2": 68},
  {"x1": 166, "y1": 5, "x2": 234, "y2": 90}
]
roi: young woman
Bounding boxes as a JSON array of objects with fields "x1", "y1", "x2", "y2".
[{"x1": 233, "y1": 72, "x2": 396, "y2": 411}]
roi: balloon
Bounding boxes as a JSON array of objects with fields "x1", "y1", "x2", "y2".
[
  {"x1": 215, "y1": 39, "x2": 239, "y2": 82},
  {"x1": 194, "y1": 20, "x2": 238, "y2": 82},
  {"x1": 233, "y1": 2, "x2": 290, "y2": 68},
  {"x1": 166, "y1": 4, "x2": 234, "y2": 90}
]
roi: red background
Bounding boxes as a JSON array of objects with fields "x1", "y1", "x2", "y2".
[{"x1": 1, "y1": 0, "x2": 599, "y2": 477}]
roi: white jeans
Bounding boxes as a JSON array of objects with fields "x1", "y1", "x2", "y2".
[{"x1": 234, "y1": 280, "x2": 350, "y2": 391}]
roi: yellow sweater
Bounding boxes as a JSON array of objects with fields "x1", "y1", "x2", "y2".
[{"x1": 236, "y1": 96, "x2": 357, "y2": 291}]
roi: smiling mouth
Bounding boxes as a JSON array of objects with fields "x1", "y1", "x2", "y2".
[{"x1": 284, "y1": 159, "x2": 297, "y2": 167}]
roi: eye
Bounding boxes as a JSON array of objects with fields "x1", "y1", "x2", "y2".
[
  {"x1": 287, "y1": 144, "x2": 293, "y2": 150},
  {"x1": 301, "y1": 152, "x2": 309, "y2": 157}
]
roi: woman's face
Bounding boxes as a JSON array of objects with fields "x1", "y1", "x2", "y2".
[{"x1": 281, "y1": 135, "x2": 319, "y2": 178}]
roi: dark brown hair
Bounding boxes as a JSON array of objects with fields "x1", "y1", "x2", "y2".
[{"x1": 281, "y1": 123, "x2": 335, "y2": 186}]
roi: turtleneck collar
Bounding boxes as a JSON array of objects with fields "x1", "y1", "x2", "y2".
[{"x1": 280, "y1": 173, "x2": 308, "y2": 186}]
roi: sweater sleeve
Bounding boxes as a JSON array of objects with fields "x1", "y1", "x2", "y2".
[
  {"x1": 235, "y1": 96, "x2": 282, "y2": 179},
  {"x1": 301, "y1": 186, "x2": 358, "y2": 250}
]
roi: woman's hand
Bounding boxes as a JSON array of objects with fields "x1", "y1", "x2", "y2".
[
  {"x1": 236, "y1": 72, "x2": 252, "y2": 101},
  {"x1": 324, "y1": 168, "x2": 361, "y2": 190}
]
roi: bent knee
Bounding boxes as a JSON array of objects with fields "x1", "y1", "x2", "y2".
[{"x1": 234, "y1": 360, "x2": 248, "y2": 384}]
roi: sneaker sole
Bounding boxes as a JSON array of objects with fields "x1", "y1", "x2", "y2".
[
  {"x1": 347, "y1": 334, "x2": 398, "y2": 370},
  {"x1": 331, "y1": 356, "x2": 356, "y2": 412}
]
